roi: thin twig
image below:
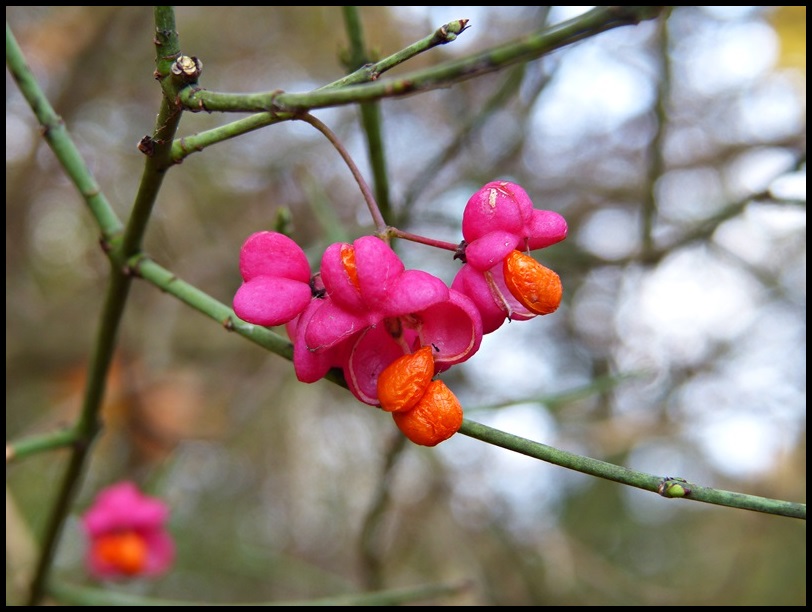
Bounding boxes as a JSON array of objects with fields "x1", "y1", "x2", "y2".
[
  {"x1": 297, "y1": 112, "x2": 388, "y2": 234},
  {"x1": 179, "y1": 7, "x2": 665, "y2": 113},
  {"x1": 169, "y1": 16, "x2": 471, "y2": 162},
  {"x1": 459, "y1": 420, "x2": 806, "y2": 520},
  {"x1": 341, "y1": 6, "x2": 392, "y2": 222}
]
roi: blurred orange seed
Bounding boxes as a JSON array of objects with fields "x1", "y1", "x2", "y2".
[
  {"x1": 503, "y1": 250, "x2": 563, "y2": 315},
  {"x1": 392, "y1": 380, "x2": 463, "y2": 446},
  {"x1": 93, "y1": 531, "x2": 148, "y2": 575},
  {"x1": 377, "y1": 345, "x2": 435, "y2": 413}
]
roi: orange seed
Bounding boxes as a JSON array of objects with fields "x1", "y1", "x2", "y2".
[
  {"x1": 377, "y1": 345, "x2": 435, "y2": 413},
  {"x1": 503, "y1": 250, "x2": 562, "y2": 315},
  {"x1": 392, "y1": 380, "x2": 463, "y2": 446},
  {"x1": 340, "y1": 244, "x2": 360, "y2": 292},
  {"x1": 93, "y1": 531, "x2": 149, "y2": 575}
]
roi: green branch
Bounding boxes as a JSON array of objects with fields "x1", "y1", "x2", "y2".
[
  {"x1": 26, "y1": 262, "x2": 134, "y2": 606},
  {"x1": 6, "y1": 429, "x2": 79, "y2": 463},
  {"x1": 129, "y1": 255, "x2": 348, "y2": 388},
  {"x1": 169, "y1": 16, "x2": 470, "y2": 162},
  {"x1": 326, "y1": 15, "x2": 470, "y2": 90},
  {"x1": 459, "y1": 420, "x2": 806, "y2": 520},
  {"x1": 8, "y1": 6, "x2": 804, "y2": 535},
  {"x1": 130, "y1": 256, "x2": 291, "y2": 358},
  {"x1": 30, "y1": 238, "x2": 798, "y2": 525},
  {"x1": 8, "y1": 18, "x2": 124, "y2": 605},
  {"x1": 178, "y1": 6, "x2": 664, "y2": 113},
  {"x1": 47, "y1": 577, "x2": 470, "y2": 606},
  {"x1": 640, "y1": 12, "x2": 671, "y2": 262},
  {"x1": 9, "y1": 8, "x2": 191, "y2": 605},
  {"x1": 6, "y1": 22, "x2": 123, "y2": 242},
  {"x1": 129, "y1": 254, "x2": 810, "y2": 522},
  {"x1": 171, "y1": 112, "x2": 295, "y2": 161},
  {"x1": 118, "y1": 7, "x2": 189, "y2": 259},
  {"x1": 341, "y1": 6, "x2": 392, "y2": 223}
]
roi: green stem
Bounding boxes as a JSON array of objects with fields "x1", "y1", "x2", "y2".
[
  {"x1": 27, "y1": 268, "x2": 133, "y2": 605},
  {"x1": 640, "y1": 13, "x2": 670, "y2": 263},
  {"x1": 8, "y1": 19, "x2": 126, "y2": 605},
  {"x1": 130, "y1": 256, "x2": 290, "y2": 356},
  {"x1": 153, "y1": 6, "x2": 182, "y2": 78},
  {"x1": 324, "y1": 16, "x2": 470, "y2": 90},
  {"x1": 47, "y1": 576, "x2": 470, "y2": 606},
  {"x1": 118, "y1": 95, "x2": 182, "y2": 259},
  {"x1": 179, "y1": 7, "x2": 664, "y2": 113},
  {"x1": 118, "y1": 7, "x2": 185, "y2": 259},
  {"x1": 5, "y1": 22, "x2": 123, "y2": 242},
  {"x1": 6, "y1": 429, "x2": 79, "y2": 463},
  {"x1": 170, "y1": 17, "x2": 470, "y2": 163},
  {"x1": 130, "y1": 252, "x2": 806, "y2": 521},
  {"x1": 10, "y1": 9, "x2": 188, "y2": 604},
  {"x1": 341, "y1": 6, "x2": 392, "y2": 223},
  {"x1": 459, "y1": 420, "x2": 806, "y2": 520},
  {"x1": 129, "y1": 255, "x2": 348, "y2": 388},
  {"x1": 171, "y1": 112, "x2": 295, "y2": 161}
]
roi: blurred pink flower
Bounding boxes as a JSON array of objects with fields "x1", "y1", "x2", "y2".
[
  {"x1": 81, "y1": 481, "x2": 174, "y2": 580},
  {"x1": 452, "y1": 181, "x2": 567, "y2": 333}
]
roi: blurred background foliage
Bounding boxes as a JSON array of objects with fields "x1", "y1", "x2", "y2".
[{"x1": 6, "y1": 6, "x2": 806, "y2": 606}]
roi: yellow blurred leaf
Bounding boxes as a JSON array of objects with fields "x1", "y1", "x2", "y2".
[{"x1": 769, "y1": 6, "x2": 806, "y2": 71}]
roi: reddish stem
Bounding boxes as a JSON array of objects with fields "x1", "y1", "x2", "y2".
[
  {"x1": 388, "y1": 227, "x2": 460, "y2": 252},
  {"x1": 298, "y1": 113, "x2": 387, "y2": 233}
]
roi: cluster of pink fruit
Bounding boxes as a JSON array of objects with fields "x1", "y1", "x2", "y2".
[
  {"x1": 233, "y1": 181, "x2": 567, "y2": 446},
  {"x1": 77, "y1": 185, "x2": 565, "y2": 582}
]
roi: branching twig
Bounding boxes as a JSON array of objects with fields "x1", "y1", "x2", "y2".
[
  {"x1": 5, "y1": 7, "x2": 805, "y2": 608},
  {"x1": 178, "y1": 7, "x2": 665, "y2": 113},
  {"x1": 325, "y1": 16, "x2": 471, "y2": 90},
  {"x1": 168, "y1": 16, "x2": 472, "y2": 163},
  {"x1": 8, "y1": 9, "x2": 188, "y2": 605},
  {"x1": 341, "y1": 6, "x2": 392, "y2": 223}
]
